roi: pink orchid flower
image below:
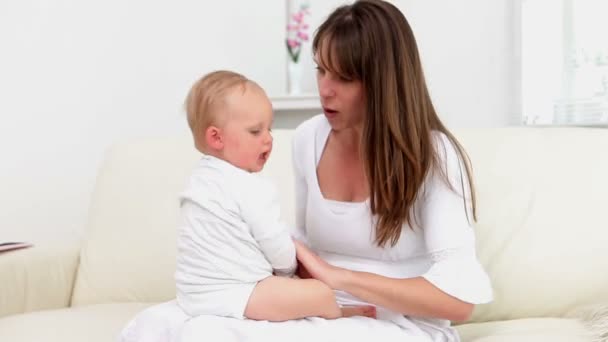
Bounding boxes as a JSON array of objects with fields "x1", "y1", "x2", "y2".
[
  {"x1": 297, "y1": 31, "x2": 309, "y2": 41},
  {"x1": 292, "y1": 12, "x2": 304, "y2": 23},
  {"x1": 286, "y1": 4, "x2": 310, "y2": 63},
  {"x1": 287, "y1": 39, "x2": 300, "y2": 48}
]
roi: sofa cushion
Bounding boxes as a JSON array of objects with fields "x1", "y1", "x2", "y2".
[
  {"x1": 0, "y1": 241, "x2": 79, "y2": 318},
  {"x1": 456, "y1": 128, "x2": 608, "y2": 322},
  {"x1": 71, "y1": 136, "x2": 199, "y2": 305},
  {"x1": 0, "y1": 303, "x2": 151, "y2": 342},
  {"x1": 71, "y1": 131, "x2": 297, "y2": 305},
  {"x1": 456, "y1": 317, "x2": 592, "y2": 341}
]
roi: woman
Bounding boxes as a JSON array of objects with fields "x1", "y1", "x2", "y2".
[
  {"x1": 120, "y1": 1, "x2": 492, "y2": 341},
  {"x1": 291, "y1": 0, "x2": 493, "y2": 340}
]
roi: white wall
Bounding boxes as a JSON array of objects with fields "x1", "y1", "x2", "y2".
[
  {"x1": 295, "y1": 0, "x2": 518, "y2": 128},
  {"x1": 0, "y1": 0, "x2": 518, "y2": 242}
]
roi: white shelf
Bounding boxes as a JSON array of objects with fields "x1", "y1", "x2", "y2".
[
  {"x1": 271, "y1": 94, "x2": 321, "y2": 111},
  {"x1": 525, "y1": 122, "x2": 608, "y2": 128}
]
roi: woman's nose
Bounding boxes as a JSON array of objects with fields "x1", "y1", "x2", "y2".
[{"x1": 318, "y1": 76, "x2": 335, "y2": 98}]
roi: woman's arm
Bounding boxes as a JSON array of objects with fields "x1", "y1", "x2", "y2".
[
  {"x1": 338, "y1": 268, "x2": 473, "y2": 322},
  {"x1": 294, "y1": 241, "x2": 473, "y2": 322}
]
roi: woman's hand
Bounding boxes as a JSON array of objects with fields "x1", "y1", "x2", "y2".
[
  {"x1": 296, "y1": 261, "x2": 313, "y2": 279},
  {"x1": 294, "y1": 241, "x2": 473, "y2": 321},
  {"x1": 294, "y1": 240, "x2": 347, "y2": 289}
]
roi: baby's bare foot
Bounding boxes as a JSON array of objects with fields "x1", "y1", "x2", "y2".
[{"x1": 340, "y1": 305, "x2": 377, "y2": 319}]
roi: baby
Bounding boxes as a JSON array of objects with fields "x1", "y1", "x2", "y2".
[{"x1": 175, "y1": 70, "x2": 375, "y2": 321}]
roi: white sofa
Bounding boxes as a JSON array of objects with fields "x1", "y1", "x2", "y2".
[{"x1": 1, "y1": 128, "x2": 607, "y2": 342}]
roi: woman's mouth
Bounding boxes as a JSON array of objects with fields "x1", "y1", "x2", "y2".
[{"x1": 323, "y1": 107, "x2": 338, "y2": 118}]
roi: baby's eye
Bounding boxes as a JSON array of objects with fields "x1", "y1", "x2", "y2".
[{"x1": 250, "y1": 130, "x2": 261, "y2": 135}]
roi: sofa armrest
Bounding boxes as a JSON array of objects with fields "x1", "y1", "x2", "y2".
[{"x1": 0, "y1": 241, "x2": 80, "y2": 318}]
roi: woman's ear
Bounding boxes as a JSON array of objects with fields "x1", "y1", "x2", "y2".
[{"x1": 205, "y1": 125, "x2": 224, "y2": 151}]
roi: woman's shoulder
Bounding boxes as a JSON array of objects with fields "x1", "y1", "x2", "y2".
[
  {"x1": 294, "y1": 114, "x2": 327, "y2": 138},
  {"x1": 292, "y1": 114, "x2": 327, "y2": 152},
  {"x1": 291, "y1": 114, "x2": 328, "y2": 172},
  {"x1": 427, "y1": 130, "x2": 471, "y2": 196},
  {"x1": 430, "y1": 130, "x2": 461, "y2": 167},
  {"x1": 430, "y1": 130, "x2": 451, "y2": 151}
]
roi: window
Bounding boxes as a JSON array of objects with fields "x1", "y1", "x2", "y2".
[{"x1": 521, "y1": 0, "x2": 608, "y2": 126}]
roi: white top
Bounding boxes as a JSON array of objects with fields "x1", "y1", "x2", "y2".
[
  {"x1": 292, "y1": 115, "x2": 493, "y2": 340},
  {"x1": 175, "y1": 154, "x2": 296, "y2": 318}
]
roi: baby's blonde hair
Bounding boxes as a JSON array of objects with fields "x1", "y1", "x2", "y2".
[{"x1": 185, "y1": 70, "x2": 253, "y2": 150}]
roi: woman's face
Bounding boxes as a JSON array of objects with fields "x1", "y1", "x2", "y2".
[{"x1": 315, "y1": 56, "x2": 366, "y2": 132}]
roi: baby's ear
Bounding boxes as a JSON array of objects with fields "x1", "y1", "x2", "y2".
[{"x1": 205, "y1": 125, "x2": 223, "y2": 150}]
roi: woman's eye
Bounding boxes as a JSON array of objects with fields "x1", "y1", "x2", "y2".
[{"x1": 315, "y1": 66, "x2": 325, "y2": 75}]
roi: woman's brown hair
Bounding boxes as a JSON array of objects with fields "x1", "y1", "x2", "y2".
[{"x1": 313, "y1": 0, "x2": 477, "y2": 247}]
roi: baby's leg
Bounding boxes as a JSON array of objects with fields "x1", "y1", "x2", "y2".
[
  {"x1": 244, "y1": 276, "x2": 375, "y2": 321},
  {"x1": 245, "y1": 276, "x2": 340, "y2": 321}
]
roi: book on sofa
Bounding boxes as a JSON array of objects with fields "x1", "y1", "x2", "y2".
[{"x1": 0, "y1": 242, "x2": 33, "y2": 253}]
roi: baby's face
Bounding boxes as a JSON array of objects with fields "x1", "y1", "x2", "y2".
[{"x1": 221, "y1": 86, "x2": 274, "y2": 173}]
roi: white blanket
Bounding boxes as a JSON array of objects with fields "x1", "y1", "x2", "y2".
[{"x1": 119, "y1": 300, "x2": 443, "y2": 342}]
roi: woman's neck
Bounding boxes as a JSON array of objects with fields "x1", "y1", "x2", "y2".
[{"x1": 331, "y1": 124, "x2": 363, "y2": 155}]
